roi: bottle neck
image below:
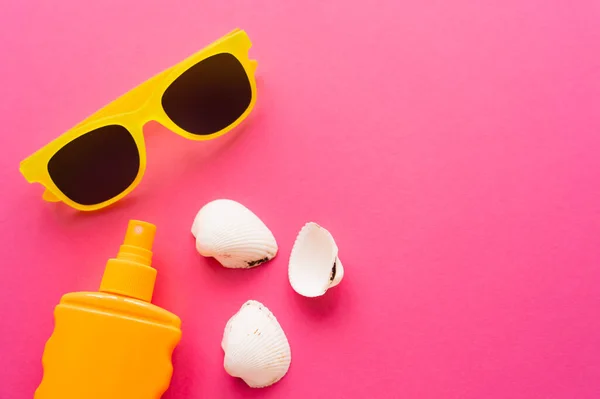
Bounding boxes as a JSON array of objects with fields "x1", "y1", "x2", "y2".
[
  {"x1": 99, "y1": 220, "x2": 158, "y2": 302},
  {"x1": 99, "y1": 257, "x2": 157, "y2": 302}
]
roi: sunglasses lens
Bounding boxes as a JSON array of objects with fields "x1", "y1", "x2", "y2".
[
  {"x1": 48, "y1": 125, "x2": 140, "y2": 205},
  {"x1": 161, "y1": 53, "x2": 252, "y2": 135}
]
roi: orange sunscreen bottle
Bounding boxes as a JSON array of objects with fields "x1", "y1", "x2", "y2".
[{"x1": 35, "y1": 220, "x2": 182, "y2": 399}]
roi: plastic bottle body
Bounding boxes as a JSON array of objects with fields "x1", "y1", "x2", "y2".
[{"x1": 35, "y1": 291, "x2": 181, "y2": 399}]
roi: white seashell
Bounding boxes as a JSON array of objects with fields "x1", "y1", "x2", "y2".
[
  {"x1": 222, "y1": 300, "x2": 291, "y2": 388},
  {"x1": 191, "y1": 199, "x2": 278, "y2": 268},
  {"x1": 288, "y1": 222, "x2": 344, "y2": 297}
]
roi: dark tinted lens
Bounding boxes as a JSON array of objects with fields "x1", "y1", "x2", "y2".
[
  {"x1": 161, "y1": 53, "x2": 252, "y2": 135},
  {"x1": 48, "y1": 125, "x2": 140, "y2": 205}
]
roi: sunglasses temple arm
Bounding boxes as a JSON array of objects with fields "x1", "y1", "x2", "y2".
[{"x1": 43, "y1": 189, "x2": 61, "y2": 202}]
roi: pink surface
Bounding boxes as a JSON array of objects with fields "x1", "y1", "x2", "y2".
[{"x1": 1, "y1": 1, "x2": 600, "y2": 398}]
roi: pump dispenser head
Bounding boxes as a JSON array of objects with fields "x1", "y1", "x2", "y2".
[{"x1": 100, "y1": 220, "x2": 158, "y2": 302}]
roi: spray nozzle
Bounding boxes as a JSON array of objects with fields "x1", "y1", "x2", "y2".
[
  {"x1": 117, "y1": 220, "x2": 156, "y2": 267},
  {"x1": 123, "y1": 220, "x2": 156, "y2": 250},
  {"x1": 100, "y1": 220, "x2": 158, "y2": 302}
]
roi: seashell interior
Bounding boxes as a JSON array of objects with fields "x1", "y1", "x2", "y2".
[
  {"x1": 288, "y1": 222, "x2": 344, "y2": 297},
  {"x1": 222, "y1": 300, "x2": 291, "y2": 388},
  {"x1": 191, "y1": 199, "x2": 278, "y2": 268}
]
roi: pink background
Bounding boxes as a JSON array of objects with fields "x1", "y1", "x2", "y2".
[{"x1": 1, "y1": 1, "x2": 600, "y2": 398}]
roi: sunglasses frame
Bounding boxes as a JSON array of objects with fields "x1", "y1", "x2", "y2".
[{"x1": 19, "y1": 29, "x2": 257, "y2": 211}]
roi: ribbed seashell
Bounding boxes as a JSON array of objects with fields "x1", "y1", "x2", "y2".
[
  {"x1": 222, "y1": 300, "x2": 291, "y2": 388},
  {"x1": 288, "y1": 222, "x2": 344, "y2": 297},
  {"x1": 191, "y1": 199, "x2": 278, "y2": 268}
]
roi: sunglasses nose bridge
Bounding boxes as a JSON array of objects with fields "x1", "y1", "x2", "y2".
[{"x1": 133, "y1": 103, "x2": 159, "y2": 125}]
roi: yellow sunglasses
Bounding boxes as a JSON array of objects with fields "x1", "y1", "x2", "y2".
[{"x1": 19, "y1": 29, "x2": 257, "y2": 211}]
